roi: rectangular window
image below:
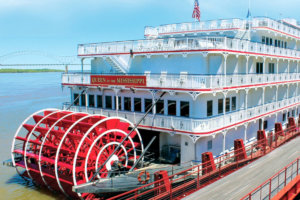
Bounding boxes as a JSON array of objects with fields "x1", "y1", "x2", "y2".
[
  {"x1": 278, "y1": 40, "x2": 281, "y2": 48},
  {"x1": 114, "y1": 96, "x2": 121, "y2": 110},
  {"x1": 180, "y1": 101, "x2": 190, "y2": 117},
  {"x1": 269, "y1": 38, "x2": 273, "y2": 46},
  {"x1": 259, "y1": 119, "x2": 263, "y2": 130},
  {"x1": 81, "y1": 94, "x2": 86, "y2": 106},
  {"x1": 266, "y1": 37, "x2": 269, "y2": 45},
  {"x1": 207, "y1": 140, "x2": 213, "y2": 150},
  {"x1": 124, "y1": 97, "x2": 131, "y2": 111},
  {"x1": 232, "y1": 97, "x2": 236, "y2": 111},
  {"x1": 74, "y1": 93, "x2": 79, "y2": 106},
  {"x1": 281, "y1": 41, "x2": 284, "y2": 48},
  {"x1": 284, "y1": 42, "x2": 287, "y2": 48},
  {"x1": 256, "y1": 62, "x2": 263, "y2": 74},
  {"x1": 89, "y1": 95, "x2": 95, "y2": 107},
  {"x1": 218, "y1": 99, "x2": 223, "y2": 114},
  {"x1": 207, "y1": 100, "x2": 213, "y2": 117},
  {"x1": 134, "y1": 98, "x2": 142, "y2": 112},
  {"x1": 168, "y1": 100, "x2": 176, "y2": 116},
  {"x1": 97, "y1": 95, "x2": 102, "y2": 108},
  {"x1": 269, "y1": 63, "x2": 275, "y2": 73},
  {"x1": 263, "y1": 120, "x2": 268, "y2": 130},
  {"x1": 275, "y1": 40, "x2": 278, "y2": 47},
  {"x1": 226, "y1": 98, "x2": 230, "y2": 112},
  {"x1": 105, "y1": 96, "x2": 112, "y2": 109},
  {"x1": 144, "y1": 99, "x2": 153, "y2": 113},
  {"x1": 282, "y1": 113, "x2": 286, "y2": 122},
  {"x1": 292, "y1": 110, "x2": 295, "y2": 117},
  {"x1": 262, "y1": 36, "x2": 265, "y2": 44},
  {"x1": 156, "y1": 100, "x2": 164, "y2": 114}
]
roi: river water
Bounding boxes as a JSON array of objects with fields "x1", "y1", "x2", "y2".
[{"x1": 0, "y1": 73, "x2": 69, "y2": 200}]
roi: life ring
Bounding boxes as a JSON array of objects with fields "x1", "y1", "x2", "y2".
[{"x1": 137, "y1": 170, "x2": 150, "y2": 184}]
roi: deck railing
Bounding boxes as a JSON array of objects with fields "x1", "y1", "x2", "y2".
[
  {"x1": 241, "y1": 156, "x2": 300, "y2": 200},
  {"x1": 63, "y1": 96, "x2": 300, "y2": 133},
  {"x1": 62, "y1": 72, "x2": 300, "y2": 90},
  {"x1": 144, "y1": 17, "x2": 300, "y2": 38},
  {"x1": 77, "y1": 36, "x2": 300, "y2": 58},
  {"x1": 107, "y1": 125, "x2": 300, "y2": 200}
]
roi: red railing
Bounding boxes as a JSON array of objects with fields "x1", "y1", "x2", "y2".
[
  {"x1": 108, "y1": 123, "x2": 300, "y2": 200},
  {"x1": 241, "y1": 157, "x2": 300, "y2": 200}
]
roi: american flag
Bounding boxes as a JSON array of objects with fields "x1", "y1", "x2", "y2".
[{"x1": 192, "y1": 0, "x2": 201, "y2": 22}]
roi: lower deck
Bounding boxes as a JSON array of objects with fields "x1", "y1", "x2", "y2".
[{"x1": 67, "y1": 104, "x2": 299, "y2": 164}]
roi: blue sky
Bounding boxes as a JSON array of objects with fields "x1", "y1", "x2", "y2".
[{"x1": 0, "y1": 0, "x2": 299, "y2": 65}]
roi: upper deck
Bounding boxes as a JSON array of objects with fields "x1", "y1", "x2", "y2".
[
  {"x1": 144, "y1": 17, "x2": 300, "y2": 39},
  {"x1": 78, "y1": 36, "x2": 300, "y2": 58}
]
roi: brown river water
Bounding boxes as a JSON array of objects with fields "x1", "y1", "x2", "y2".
[{"x1": 0, "y1": 73, "x2": 69, "y2": 200}]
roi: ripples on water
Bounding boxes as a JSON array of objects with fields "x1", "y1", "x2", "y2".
[{"x1": 0, "y1": 73, "x2": 68, "y2": 200}]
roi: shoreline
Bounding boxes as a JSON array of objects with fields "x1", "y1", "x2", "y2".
[{"x1": 0, "y1": 68, "x2": 64, "y2": 73}]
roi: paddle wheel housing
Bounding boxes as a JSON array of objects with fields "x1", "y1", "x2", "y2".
[{"x1": 11, "y1": 109, "x2": 144, "y2": 199}]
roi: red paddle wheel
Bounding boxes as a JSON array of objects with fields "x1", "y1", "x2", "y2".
[{"x1": 11, "y1": 109, "x2": 144, "y2": 199}]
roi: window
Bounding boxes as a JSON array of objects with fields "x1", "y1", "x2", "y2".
[
  {"x1": 180, "y1": 101, "x2": 190, "y2": 117},
  {"x1": 97, "y1": 95, "x2": 102, "y2": 108},
  {"x1": 81, "y1": 94, "x2": 86, "y2": 106},
  {"x1": 275, "y1": 40, "x2": 278, "y2": 47},
  {"x1": 266, "y1": 37, "x2": 269, "y2": 45},
  {"x1": 292, "y1": 110, "x2": 295, "y2": 117},
  {"x1": 225, "y1": 98, "x2": 230, "y2": 112},
  {"x1": 207, "y1": 140, "x2": 212, "y2": 150},
  {"x1": 124, "y1": 97, "x2": 131, "y2": 111},
  {"x1": 114, "y1": 96, "x2": 121, "y2": 110},
  {"x1": 288, "y1": 112, "x2": 290, "y2": 118},
  {"x1": 259, "y1": 119, "x2": 263, "y2": 130},
  {"x1": 156, "y1": 100, "x2": 164, "y2": 114},
  {"x1": 232, "y1": 97, "x2": 236, "y2": 111},
  {"x1": 282, "y1": 113, "x2": 286, "y2": 122},
  {"x1": 218, "y1": 99, "x2": 223, "y2": 114},
  {"x1": 281, "y1": 41, "x2": 284, "y2": 48},
  {"x1": 207, "y1": 100, "x2": 213, "y2": 117},
  {"x1": 144, "y1": 99, "x2": 153, "y2": 113},
  {"x1": 262, "y1": 36, "x2": 265, "y2": 44},
  {"x1": 105, "y1": 96, "x2": 112, "y2": 109},
  {"x1": 269, "y1": 63, "x2": 275, "y2": 73},
  {"x1": 263, "y1": 120, "x2": 268, "y2": 130},
  {"x1": 89, "y1": 95, "x2": 95, "y2": 107},
  {"x1": 284, "y1": 42, "x2": 287, "y2": 48},
  {"x1": 134, "y1": 98, "x2": 142, "y2": 112},
  {"x1": 74, "y1": 93, "x2": 79, "y2": 106},
  {"x1": 256, "y1": 62, "x2": 263, "y2": 74},
  {"x1": 168, "y1": 100, "x2": 176, "y2": 116},
  {"x1": 270, "y1": 38, "x2": 273, "y2": 46},
  {"x1": 278, "y1": 40, "x2": 281, "y2": 48}
]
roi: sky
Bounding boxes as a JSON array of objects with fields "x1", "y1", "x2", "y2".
[{"x1": 0, "y1": 0, "x2": 299, "y2": 65}]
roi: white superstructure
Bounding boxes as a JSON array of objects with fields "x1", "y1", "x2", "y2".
[{"x1": 62, "y1": 17, "x2": 300, "y2": 164}]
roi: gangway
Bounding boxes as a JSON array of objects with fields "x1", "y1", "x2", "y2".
[
  {"x1": 241, "y1": 156, "x2": 300, "y2": 200},
  {"x1": 183, "y1": 135, "x2": 300, "y2": 200}
]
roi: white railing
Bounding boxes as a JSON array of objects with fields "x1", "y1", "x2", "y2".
[
  {"x1": 63, "y1": 96, "x2": 300, "y2": 133},
  {"x1": 62, "y1": 73, "x2": 300, "y2": 89},
  {"x1": 144, "y1": 17, "x2": 300, "y2": 38},
  {"x1": 77, "y1": 36, "x2": 300, "y2": 58}
]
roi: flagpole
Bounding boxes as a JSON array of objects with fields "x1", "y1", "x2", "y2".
[
  {"x1": 247, "y1": 0, "x2": 251, "y2": 41},
  {"x1": 248, "y1": 0, "x2": 251, "y2": 15}
]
